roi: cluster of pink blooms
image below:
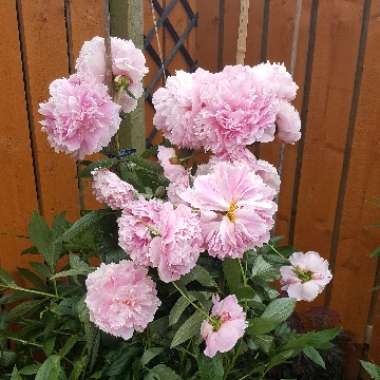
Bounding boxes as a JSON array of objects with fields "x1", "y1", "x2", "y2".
[
  {"x1": 38, "y1": 36, "x2": 332, "y2": 356},
  {"x1": 280, "y1": 251, "x2": 333, "y2": 302},
  {"x1": 38, "y1": 36, "x2": 148, "y2": 158},
  {"x1": 153, "y1": 62, "x2": 301, "y2": 159}
]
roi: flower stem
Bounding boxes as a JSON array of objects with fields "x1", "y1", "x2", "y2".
[
  {"x1": 172, "y1": 282, "x2": 210, "y2": 320},
  {"x1": 238, "y1": 259, "x2": 247, "y2": 286},
  {"x1": 0, "y1": 284, "x2": 60, "y2": 299},
  {"x1": 266, "y1": 243, "x2": 288, "y2": 261},
  {"x1": 7, "y1": 336, "x2": 43, "y2": 348}
]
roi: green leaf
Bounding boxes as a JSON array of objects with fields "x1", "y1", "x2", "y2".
[
  {"x1": 60, "y1": 211, "x2": 108, "y2": 243},
  {"x1": 180, "y1": 265, "x2": 217, "y2": 288},
  {"x1": 17, "y1": 267, "x2": 47, "y2": 290},
  {"x1": 6, "y1": 300, "x2": 45, "y2": 321},
  {"x1": 59, "y1": 335, "x2": 78, "y2": 358},
  {"x1": 29, "y1": 212, "x2": 53, "y2": 266},
  {"x1": 0, "y1": 350, "x2": 17, "y2": 367},
  {"x1": 197, "y1": 355, "x2": 224, "y2": 380},
  {"x1": 303, "y1": 346, "x2": 325, "y2": 368},
  {"x1": 248, "y1": 317, "x2": 279, "y2": 336},
  {"x1": 141, "y1": 347, "x2": 164, "y2": 366},
  {"x1": 283, "y1": 327, "x2": 341, "y2": 350},
  {"x1": 43, "y1": 336, "x2": 56, "y2": 356},
  {"x1": 235, "y1": 286, "x2": 255, "y2": 301},
  {"x1": 223, "y1": 258, "x2": 242, "y2": 293},
  {"x1": 19, "y1": 364, "x2": 41, "y2": 375},
  {"x1": 169, "y1": 295, "x2": 194, "y2": 326},
  {"x1": 360, "y1": 361, "x2": 380, "y2": 380},
  {"x1": 50, "y1": 254, "x2": 91, "y2": 279},
  {"x1": 0, "y1": 267, "x2": 15, "y2": 285},
  {"x1": 370, "y1": 246, "x2": 380, "y2": 257},
  {"x1": 261, "y1": 298, "x2": 296, "y2": 323},
  {"x1": 79, "y1": 158, "x2": 118, "y2": 178},
  {"x1": 251, "y1": 255, "x2": 278, "y2": 280},
  {"x1": 69, "y1": 356, "x2": 87, "y2": 380},
  {"x1": 254, "y1": 334, "x2": 274, "y2": 354},
  {"x1": 29, "y1": 262, "x2": 51, "y2": 278},
  {"x1": 145, "y1": 364, "x2": 182, "y2": 380},
  {"x1": 35, "y1": 355, "x2": 61, "y2": 380},
  {"x1": 170, "y1": 311, "x2": 204, "y2": 348},
  {"x1": 10, "y1": 366, "x2": 22, "y2": 380}
]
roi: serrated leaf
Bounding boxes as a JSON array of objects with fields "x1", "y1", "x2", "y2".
[
  {"x1": 303, "y1": 346, "x2": 325, "y2": 368},
  {"x1": 141, "y1": 347, "x2": 164, "y2": 366},
  {"x1": 170, "y1": 311, "x2": 204, "y2": 348},
  {"x1": 360, "y1": 360, "x2": 380, "y2": 380},
  {"x1": 248, "y1": 318, "x2": 279, "y2": 336},
  {"x1": 223, "y1": 258, "x2": 242, "y2": 293},
  {"x1": 145, "y1": 364, "x2": 182, "y2": 380},
  {"x1": 35, "y1": 355, "x2": 61, "y2": 380},
  {"x1": 261, "y1": 298, "x2": 296, "y2": 323}
]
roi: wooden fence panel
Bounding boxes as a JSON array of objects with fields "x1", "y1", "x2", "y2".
[
  {"x1": 0, "y1": 1, "x2": 39, "y2": 275},
  {"x1": 18, "y1": 0, "x2": 80, "y2": 223}
]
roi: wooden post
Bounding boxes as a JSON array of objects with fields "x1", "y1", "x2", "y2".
[{"x1": 109, "y1": 0, "x2": 145, "y2": 154}]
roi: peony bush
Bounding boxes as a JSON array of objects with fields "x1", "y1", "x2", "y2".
[{"x1": 0, "y1": 36, "x2": 339, "y2": 379}]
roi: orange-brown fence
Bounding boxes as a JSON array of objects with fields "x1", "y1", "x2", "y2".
[{"x1": 1, "y1": 0, "x2": 380, "y2": 375}]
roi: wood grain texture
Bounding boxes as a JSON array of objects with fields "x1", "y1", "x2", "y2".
[
  {"x1": 329, "y1": 0, "x2": 380, "y2": 347},
  {"x1": 291, "y1": 0, "x2": 363, "y2": 308},
  {"x1": 19, "y1": 0, "x2": 80, "y2": 223},
  {"x1": 0, "y1": 1, "x2": 39, "y2": 274}
]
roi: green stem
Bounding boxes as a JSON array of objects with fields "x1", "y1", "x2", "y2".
[
  {"x1": 172, "y1": 282, "x2": 210, "y2": 320},
  {"x1": 7, "y1": 336, "x2": 43, "y2": 348},
  {"x1": 267, "y1": 243, "x2": 288, "y2": 261},
  {"x1": 0, "y1": 284, "x2": 60, "y2": 299},
  {"x1": 238, "y1": 259, "x2": 247, "y2": 286}
]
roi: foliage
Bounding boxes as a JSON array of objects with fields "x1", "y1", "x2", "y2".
[{"x1": 0, "y1": 157, "x2": 340, "y2": 379}]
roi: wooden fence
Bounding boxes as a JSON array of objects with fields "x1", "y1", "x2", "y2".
[{"x1": 1, "y1": 0, "x2": 380, "y2": 375}]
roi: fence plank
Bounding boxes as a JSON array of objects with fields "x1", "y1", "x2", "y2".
[
  {"x1": 259, "y1": 0, "x2": 311, "y2": 245},
  {"x1": 288, "y1": 1, "x2": 363, "y2": 311},
  {"x1": 0, "y1": 1, "x2": 39, "y2": 275},
  {"x1": 19, "y1": 0, "x2": 80, "y2": 223},
  {"x1": 328, "y1": 0, "x2": 380, "y2": 349},
  {"x1": 245, "y1": 0, "x2": 265, "y2": 66}
]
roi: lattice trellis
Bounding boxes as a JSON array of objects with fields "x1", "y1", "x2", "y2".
[{"x1": 144, "y1": 0, "x2": 198, "y2": 147}]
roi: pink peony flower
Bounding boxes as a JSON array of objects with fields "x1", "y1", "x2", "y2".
[
  {"x1": 85, "y1": 260, "x2": 161, "y2": 340},
  {"x1": 149, "y1": 202, "x2": 203, "y2": 282},
  {"x1": 275, "y1": 101, "x2": 301, "y2": 144},
  {"x1": 280, "y1": 251, "x2": 333, "y2": 302},
  {"x1": 38, "y1": 75, "x2": 121, "y2": 159},
  {"x1": 76, "y1": 36, "x2": 148, "y2": 113},
  {"x1": 157, "y1": 146, "x2": 190, "y2": 205},
  {"x1": 250, "y1": 61, "x2": 299, "y2": 101},
  {"x1": 118, "y1": 198, "x2": 163, "y2": 266},
  {"x1": 153, "y1": 69, "x2": 209, "y2": 149},
  {"x1": 92, "y1": 168, "x2": 136, "y2": 210},
  {"x1": 195, "y1": 65, "x2": 277, "y2": 157},
  {"x1": 201, "y1": 295, "x2": 247, "y2": 358},
  {"x1": 182, "y1": 161, "x2": 277, "y2": 259}
]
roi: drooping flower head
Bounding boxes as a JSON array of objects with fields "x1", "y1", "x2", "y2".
[
  {"x1": 92, "y1": 168, "x2": 136, "y2": 210},
  {"x1": 38, "y1": 74, "x2": 121, "y2": 159},
  {"x1": 201, "y1": 295, "x2": 247, "y2": 358},
  {"x1": 149, "y1": 202, "x2": 204, "y2": 282},
  {"x1": 118, "y1": 198, "x2": 163, "y2": 266},
  {"x1": 182, "y1": 161, "x2": 277, "y2": 259},
  {"x1": 275, "y1": 101, "x2": 301, "y2": 144},
  {"x1": 85, "y1": 260, "x2": 161, "y2": 340},
  {"x1": 76, "y1": 36, "x2": 148, "y2": 113},
  {"x1": 280, "y1": 251, "x2": 333, "y2": 302}
]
